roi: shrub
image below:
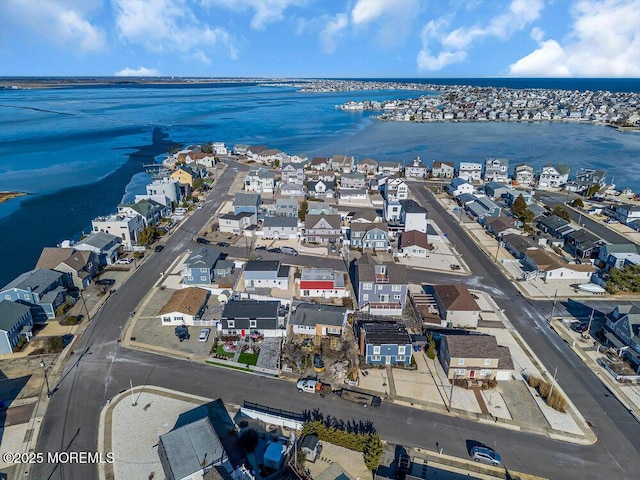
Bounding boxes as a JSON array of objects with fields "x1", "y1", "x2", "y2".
[
  {"x1": 527, "y1": 375, "x2": 541, "y2": 389},
  {"x1": 47, "y1": 336, "x2": 65, "y2": 353},
  {"x1": 65, "y1": 316, "x2": 80, "y2": 325}
]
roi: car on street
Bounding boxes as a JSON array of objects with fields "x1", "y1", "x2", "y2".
[
  {"x1": 95, "y1": 279, "x2": 115, "y2": 286},
  {"x1": 154, "y1": 245, "x2": 164, "y2": 252},
  {"x1": 197, "y1": 204, "x2": 203, "y2": 209},
  {"x1": 198, "y1": 328, "x2": 211, "y2": 342},
  {"x1": 268, "y1": 247, "x2": 282, "y2": 254},
  {"x1": 196, "y1": 237, "x2": 210, "y2": 244},
  {"x1": 470, "y1": 446, "x2": 501, "y2": 466},
  {"x1": 115, "y1": 258, "x2": 134, "y2": 264},
  {"x1": 282, "y1": 246, "x2": 298, "y2": 255},
  {"x1": 572, "y1": 321, "x2": 589, "y2": 333},
  {"x1": 255, "y1": 246, "x2": 267, "y2": 251},
  {"x1": 216, "y1": 242, "x2": 230, "y2": 247}
]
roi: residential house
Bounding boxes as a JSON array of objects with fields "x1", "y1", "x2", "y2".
[
  {"x1": 438, "y1": 334, "x2": 514, "y2": 381},
  {"x1": 299, "y1": 267, "x2": 348, "y2": 298},
  {"x1": 604, "y1": 304, "x2": 640, "y2": 372},
  {"x1": 243, "y1": 261, "x2": 290, "y2": 290},
  {"x1": 332, "y1": 155, "x2": 355, "y2": 173},
  {"x1": 350, "y1": 223, "x2": 390, "y2": 251},
  {"x1": 145, "y1": 178, "x2": 181, "y2": 205},
  {"x1": 378, "y1": 161, "x2": 403, "y2": 175},
  {"x1": 576, "y1": 168, "x2": 607, "y2": 188},
  {"x1": 117, "y1": 199, "x2": 169, "y2": 227},
  {"x1": 182, "y1": 246, "x2": 233, "y2": 286},
  {"x1": 399, "y1": 230, "x2": 430, "y2": 258},
  {"x1": 432, "y1": 284, "x2": 481, "y2": 328},
  {"x1": 245, "y1": 145, "x2": 266, "y2": 161},
  {"x1": 170, "y1": 164, "x2": 197, "y2": 187},
  {"x1": 514, "y1": 164, "x2": 534, "y2": 186},
  {"x1": 91, "y1": 212, "x2": 146, "y2": 248},
  {"x1": 211, "y1": 142, "x2": 228, "y2": 155},
  {"x1": 446, "y1": 178, "x2": 474, "y2": 197},
  {"x1": 538, "y1": 164, "x2": 570, "y2": 190},
  {"x1": 74, "y1": 231, "x2": 122, "y2": 266},
  {"x1": 404, "y1": 156, "x2": 428, "y2": 178},
  {"x1": 262, "y1": 216, "x2": 298, "y2": 239},
  {"x1": 309, "y1": 157, "x2": 331, "y2": 171},
  {"x1": 400, "y1": 199, "x2": 428, "y2": 233},
  {"x1": 307, "y1": 201, "x2": 335, "y2": 216},
  {"x1": 220, "y1": 300, "x2": 283, "y2": 337},
  {"x1": 232, "y1": 144, "x2": 250, "y2": 156},
  {"x1": 158, "y1": 418, "x2": 228, "y2": 480},
  {"x1": 431, "y1": 161, "x2": 455, "y2": 179},
  {"x1": 522, "y1": 248, "x2": 594, "y2": 282},
  {"x1": 256, "y1": 148, "x2": 288, "y2": 165},
  {"x1": 565, "y1": 229, "x2": 601, "y2": 259},
  {"x1": 504, "y1": 189, "x2": 533, "y2": 207},
  {"x1": 233, "y1": 193, "x2": 261, "y2": 215},
  {"x1": 289, "y1": 153, "x2": 308, "y2": 163},
  {"x1": 483, "y1": 158, "x2": 509, "y2": 182},
  {"x1": 244, "y1": 168, "x2": 276, "y2": 194},
  {"x1": 35, "y1": 247, "x2": 99, "y2": 290},
  {"x1": 484, "y1": 182, "x2": 510, "y2": 199},
  {"x1": 289, "y1": 303, "x2": 348, "y2": 336},
  {"x1": 458, "y1": 162, "x2": 483, "y2": 182},
  {"x1": 338, "y1": 188, "x2": 367, "y2": 202},
  {"x1": 606, "y1": 204, "x2": 640, "y2": 225},
  {"x1": 340, "y1": 172, "x2": 366, "y2": 189},
  {"x1": 357, "y1": 158, "x2": 379, "y2": 175},
  {"x1": 356, "y1": 321, "x2": 413, "y2": 365},
  {"x1": 279, "y1": 183, "x2": 306, "y2": 198},
  {"x1": 349, "y1": 210, "x2": 380, "y2": 224},
  {"x1": 598, "y1": 244, "x2": 639, "y2": 271},
  {"x1": 355, "y1": 254, "x2": 408, "y2": 316},
  {"x1": 158, "y1": 287, "x2": 210, "y2": 326},
  {"x1": 275, "y1": 197, "x2": 299, "y2": 218},
  {"x1": 281, "y1": 162, "x2": 306, "y2": 184},
  {"x1": 384, "y1": 177, "x2": 408, "y2": 201},
  {"x1": 307, "y1": 180, "x2": 334, "y2": 199},
  {"x1": 0, "y1": 269, "x2": 69, "y2": 321},
  {"x1": 0, "y1": 300, "x2": 34, "y2": 354},
  {"x1": 502, "y1": 233, "x2": 540, "y2": 259},
  {"x1": 384, "y1": 199, "x2": 403, "y2": 224},
  {"x1": 304, "y1": 214, "x2": 342, "y2": 244},
  {"x1": 537, "y1": 215, "x2": 577, "y2": 239},
  {"x1": 465, "y1": 196, "x2": 501, "y2": 221},
  {"x1": 218, "y1": 212, "x2": 256, "y2": 235},
  {"x1": 484, "y1": 216, "x2": 520, "y2": 239}
]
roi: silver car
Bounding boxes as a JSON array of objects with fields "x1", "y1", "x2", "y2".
[{"x1": 470, "y1": 446, "x2": 501, "y2": 466}]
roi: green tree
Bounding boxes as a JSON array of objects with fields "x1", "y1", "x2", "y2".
[
  {"x1": 201, "y1": 142, "x2": 213, "y2": 154},
  {"x1": 511, "y1": 194, "x2": 528, "y2": 218},
  {"x1": 192, "y1": 178, "x2": 204, "y2": 191},
  {"x1": 606, "y1": 264, "x2": 640, "y2": 293},
  {"x1": 552, "y1": 205, "x2": 571, "y2": 221},
  {"x1": 571, "y1": 198, "x2": 584, "y2": 208},
  {"x1": 137, "y1": 226, "x2": 157, "y2": 246},
  {"x1": 47, "y1": 336, "x2": 65, "y2": 352},
  {"x1": 273, "y1": 159, "x2": 280, "y2": 168},
  {"x1": 586, "y1": 183, "x2": 600, "y2": 198},
  {"x1": 426, "y1": 332, "x2": 436, "y2": 359},
  {"x1": 362, "y1": 434, "x2": 384, "y2": 472},
  {"x1": 298, "y1": 199, "x2": 308, "y2": 221}
]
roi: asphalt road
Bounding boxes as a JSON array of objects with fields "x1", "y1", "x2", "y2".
[{"x1": 30, "y1": 172, "x2": 640, "y2": 480}]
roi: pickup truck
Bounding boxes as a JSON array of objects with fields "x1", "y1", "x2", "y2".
[
  {"x1": 334, "y1": 388, "x2": 382, "y2": 408},
  {"x1": 296, "y1": 379, "x2": 331, "y2": 395}
]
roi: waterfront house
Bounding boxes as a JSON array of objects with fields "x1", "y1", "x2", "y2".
[
  {"x1": 262, "y1": 216, "x2": 299, "y2": 240},
  {"x1": 219, "y1": 212, "x2": 256, "y2": 235},
  {"x1": 431, "y1": 161, "x2": 455, "y2": 179},
  {"x1": 91, "y1": 212, "x2": 146, "y2": 248},
  {"x1": 446, "y1": 178, "x2": 474, "y2": 197},
  {"x1": 170, "y1": 165, "x2": 197, "y2": 187},
  {"x1": 538, "y1": 164, "x2": 570, "y2": 190},
  {"x1": 438, "y1": 334, "x2": 514, "y2": 381},
  {"x1": 340, "y1": 172, "x2": 366, "y2": 189},
  {"x1": 290, "y1": 153, "x2": 308, "y2": 163},
  {"x1": 384, "y1": 177, "x2": 408, "y2": 201},
  {"x1": 307, "y1": 201, "x2": 335, "y2": 216},
  {"x1": 355, "y1": 321, "x2": 413, "y2": 365},
  {"x1": 279, "y1": 183, "x2": 306, "y2": 198},
  {"x1": 185, "y1": 151, "x2": 215, "y2": 168},
  {"x1": 234, "y1": 193, "x2": 261, "y2": 215},
  {"x1": 74, "y1": 231, "x2": 122, "y2": 266},
  {"x1": 117, "y1": 199, "x2": 169, "y2": 227},
  {"x1": 243, "y1": 261, "x2": 290, "y2": 290},
  {"x1": 275, "y1": 197, "x2": 299, "y2": 218},
  {"x1": 350, "y1": 223, "x2": 390, "y2": 251},
  {"x1": 399, "y1": 230, "x2": 430, "y2": 258},
  {"x1": 514, "y1": 164, "x2": 534, "y2": 186},
  {"x1": 400, "y1": 199, "x2": 428, "y2": 233},
  {"x1": 281, "y1": 162, "x2": 306, "y2": 184},
  {"x1": 299, "y1": 267, "x2": 348, "y2": 299},
  {"x1": 598, "y1": 244, "x2": 639, "y2": 271},
  {"x1": 244, "y1": 168, "x2": 276, "y2": 194},
  {"x1": 220, "y1": 300, "x2": 283, "y2": 338},
  {"x1": 458, "y1": 162, "x2": 483, "y2": 182},
  {"x1": 145, "y1": 178, "x2": 181, "y2": 206},
  {"x1": 232, "y1": 144, "x2": 250, "y2": 156},
  {"x1": 0, "y1": 269, "x2": 69, "y2": 321},
  {"x1": 0, "y1": 300, "x2": 34, "y2": 354},
  {"x1": 483, "y1": 158, "x2": 509, "y2": 182},
  {"x1": 332, "y1": 155, "x2": 355, "y2": 173},
  {"x1": 158, "y1": 287, "x2": 210, "y2": 326},
  {"x1": 304, "y1": 214, "x2": 342, "y2": 244},
  {"x1": 289, "y1": 303, "x2": 348, "y2": 336},
  {"x1": 604, "y1": 304, "x2": 640, "y2": 373},
  {"x1": 357, "y1": 158, "x2": 379, "y2": 175},
  {"x1": 378, "y1": 161, "x2": 403, "y2": 175},
  {"x1": 211, "y1": 142, "x2": 228, "y2": 155},
  {"x1": 355, "y1": 254, "x2": 408, "y2": 316},
  {"x1": 605, "y1": 204, "x2": 640, "y2": 225},
  {"x1": 404, "y1": 156, "x2": 428, "y2": 178},
  {"x1": 576, "y1": 168, "x2": 607, "y2": 188},
  {"x1": 35, "y1": 247, "x2": 99, "y2": 290},
  {"x1": 309, "y1": 157, "x2": 331, "y2": 171},
  {"x1": 181, "y1": 246, "x2": 232, "y2": 286},
  {"x1": 432, "y1": 284, "x2": 481, "y2": 328}
]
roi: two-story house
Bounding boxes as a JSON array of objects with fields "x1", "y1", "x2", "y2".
[
  {"x1": 35, "y1": 247, "x2": 99, "y2": 290},
  {"x1": 158, "y1": 287, "x2": 210, "y2": 326},
  {"x1": 182, "y1": 246, "x2": 233, "y2": 285},
  {"x1": 289, "y1": 303, "x2": 348, "y2": 337},
  {"x1": 332, "y1": 155, "x2": 355, "y2": 173},
  {"x1": 458, "y1": 162, "x2": 482, "y2": 182},
  {"x1": 404, "y1": 157, "x2": 428, "y2": 178},
  {"x1": 219, "y1": 212, "x2": 256, "y2": 235},
  {"x1": 483, "y1": 158, "x2": 509, "y2": 182},
  {"x1": 309, "y1": 157, "x2": 331, "y2": 171},
  {"x1": 399, "y1": 230, "x2": 430, "y2": 257},
  {"x1": 355, "y1": 254, "x2": 408, "y2": 316},
  {"x1": 0, "y1": 269, "x2": 70, "y2": 321},
  {"x1": 280, "y1": 162, "x2": 306, "y2": 184},
  {"x1": 350, "y1": 223, "x2": 390, "y2": 251},
  {"x1": 514, "y1": 164, "x2": 534, "y2": 186},
  {"x1": 431, "y1": 161, "x2": 455, "y2": 179},
  {"x1": 446, "y1": 178, "x2": 474, "y2": 197},
  {"x1": 244, "y1": 168, "x2": 276, "y2": 194},
  {"x1": 0, "y1": 300, "x2": 34, "y2": 354},
  {"x1": 280, "y1": 183, "x2": 306, "y2": 198},
  {"x1": 117, "y1": 199, "x2": 169, "y2": 227},
  {"x1": 299, "y1": 267, "x2": 348, "y2": 298},
  {"x1": 400, "y1": 199, "x2": 428, "y2": 233},
  {"x1": 384, "y1": 177, "x2": 408, "y2": 201},
  {"x1": 91, "y1": 212, "x2": 146, "y2": 248},
  {"x1": 357, "y1": 158, "x2": 379, "y2": 175},
  {"x1": 576, "y1": 168, "x2": 607, "y2": 188},
  {"x1": 378, "y1": 161, "x2": 403, "y2": 175},
  {"x1": 537, "y1": 214, "x2": 577, "y2": 239},
  {"x1": 307, "y1": 201, "x2": 336, "y2": 216},
  {"x1": 438, "y1": 334, "x2": 514, "y2": 381},
  {"x1": 234, "y1": 193, "x2": 261, "y2": 215},
  {"x1": 356, "y1": 321, "x2": 413, "y2": 365},
  {"x1": 262, "y1": 216, "x2": 298, "y2": 240},
  {"x1": 243, "y1": 261, "x2": 290, "y2": 290},
  {"x1": 220, "y1": 300, "x2": 284, "y2": 338},
  {"x1": 74, "y1": 231, "x2": 122, "y2": 266},
  {"x1": 340, "y1": 172, "x2": 366, "y2": 189},
  {"x1": 145, "y1": 177, "x2": 181, "y2": 205},
  {"x1": 606, "y1": 204, "x2": 640, "y2": 225},
  {"x1": 432, "y1": 284, "x2": 481, "y2": 328},
  {"x1": 304, "y1": 214, "x2": 342, "y2": 244},
  {"x1": 307, "y1": 180, "x2": 335, "y2": 199},
  {"x1": 170, "y1": 164, "x2": 198, "y2": 187},
  {"x1": 604, "y1": 304, "x2": 640, "y2": 372},
  {"x1": 598, "y1": 244, "x2": 639, "y2": 271},
  {"x1": 274, "y1": 197, "x2": 299, "y2": 218},
  {"x1": 538, "y1": 164, "x2": 570, "y2": 190}
]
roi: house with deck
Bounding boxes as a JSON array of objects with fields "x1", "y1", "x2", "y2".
[
  {"x1": 431, "y1": 161, "x2": 455, "y2": 179},
  {"x1": 304, "y1": 214, "x2": 342, "y2": 244},
  {"x1": 458, "y1": 162, "x2": 482, "y2": 182},
  {"x1": 355, "y1": 254, "x2": 408, "y2": 316},
  {"x1": 1, "y1": 269, "x2": 70, "y2": 321},
  {"x1": 74, "y1": 232, "x2": 122, "y2": 266},
  {"x1": 182, "y1": 246, "x2": 233, "y2": 286},
  {"x1": 262, "y1": 216, "x2": 299, "y2": 239},
  {"x1": 350, "y1": 223, "x2": 390, "y2": 251},
  {"x1": 35, "y1": 247, "x2": 99, "y2": 290},
  {"x1": 356, "y1": 321, "x2": 413, "y2": 365},
  {"x1": 538, "y1": 164, "x2": 570, "y2": 190},
  {"x1": 484, "y1": 158, "x2": 509, "y2": 182},
  {"x1": 289, "y1": 303, "x2": 348, "y2": 337},
  {"x1": 404, "y1": 157, "x2": 428, "y2": 178}
]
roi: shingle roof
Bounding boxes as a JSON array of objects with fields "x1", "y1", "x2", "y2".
[
  {"x1": 357, "y1": 254, "x2": 407, "y2": 284},
  {"x1": 244, "y1": 260, "x2": 281, "y2": 272},
  {"x1": 234, "y1": 192, "x2": 260, "y2": 207},
  {"x1": 305, "y1": 214, "x2": 342, "y2": 229},
  {"x1": 0, "y1": 300, "x2": 31, "y2": 331},
  {"x1": 400, "y1": 230, "x2": 430, "y2": 249},
  {"x1": 263, "y1": 216, "x2": 298, "y2": 228},
  {"x1": 158, "y1": 287, "x2": 209, "y2": 316},
  {"x1": 35, "y1": 247, "x2": 75, "y2": 270},
  {"x1": 350, "y1": 222, "x2": 388, "y2": 233},
  {"x1": 221, "y1": 300, "x2": 280, "y2": 319},
  {"x1": 2, "y1": 269, "x2": 65, "y2": 293},
  {"x1": 289, "y1": 303, "x2": 347, "y2": 327},
  {"x1": 400, "y1": 199, "x2": 427, "y2": 214},
  {"x1": 444, "y1": 335, "x2": 512, "y2": 367},
  {"x1": 184, "y1": 246, "x2": 222, "y2": 269},
  {"x1": 433, "y1": 284, "x2": 480, "y2": 311},
  {"x1": 76, "y1": 231, "x2": 120, "y2": 249}
]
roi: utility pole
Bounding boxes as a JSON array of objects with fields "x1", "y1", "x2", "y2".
[
  {"x1": 494, "y1": 240, "x2": 501, "y2": 263},
  {"x1": 585, "y1": 308, "x2": 595, "y2": 338},
  {"x1": 548, "y1": 289, "x2": 558, "y2": 323},
  {"x1": 548, "y1": 367, "x2": 558, "y2": 400},
  {"x1": 40, "y1": 360, "x2": 51, "y2": 397}
]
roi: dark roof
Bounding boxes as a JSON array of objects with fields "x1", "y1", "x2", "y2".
[
  {"x1": 244, "y1": 260, "x2": 281, "y2": 272},
  {"x1": 538, "y1": 215, "x2": 570, "y2": 230},
  {"x1": 234, "y1": 192, "x2": 261, "y2": 206},
  {"x1": 290, "y1": 303, "x2": 347, "y2": 327},
  {"x1": 350, "y1": 222, "x2": 388, "y2": 233},
  {"x1": 400, "y1": 230, "x2": 429, "y2": 249},
  {"x1": 357, "y1": 254, "x2": 407, "y2": 285},
  {"x1": 361, "y1": 321, "x2": 411, "y2": 345},
  {"x1": 263, "y1": 216, "x2": 298, "y2": 228},
  {"x1": 221, "y1": 300, "x2": 280, "y2": 319},
  {"x1": 0, "y1": 300, "x2": 31, "y2": 331},
  {"x1": 485, "y1": 216, "x2": 517, "y2": 232},
  {"x1": 305, "y1": 214, "x2": 342, "y2": 229},
  {"x1": 433, "y1": 284, "x2": 480, "y2": 311},
  {"x1": 399, "y1": 199, "x2": 427, "y2": 214},
  {"x1": 184, "y1": 246, "x2": 222, "y2": 269},
  {"x1": 2, "y1": 268, "x2": 64, "y2": 293},
  {"x1": 502, "y1": 233, "x2": 539, "y2": 251}
]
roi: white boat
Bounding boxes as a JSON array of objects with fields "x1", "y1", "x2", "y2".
[{"x1": 577, "y1": 283, "x2": 606, "y2": 294}]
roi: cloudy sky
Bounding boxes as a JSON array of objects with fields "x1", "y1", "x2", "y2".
[{"x1": 1, "y1": 0, "x2": 638, "y2": 78}]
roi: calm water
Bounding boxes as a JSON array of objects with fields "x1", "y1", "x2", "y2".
[{"x1": 0, "y1": 81, "x2": 639, "y2": 285}]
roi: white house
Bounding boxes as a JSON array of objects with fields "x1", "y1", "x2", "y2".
[
  {"x1": 262, "y1": 216, "x2": 298, "y2": 239},
  {"x1": 458, "y1": 162, "x2": 482, "y2": 182},
  {"x1": 538, "y1": 164, "x2": 570, "y2": 190},
  {"x1": 399, "y1": 230, "x2": 430, "y2": 258},
  {"x1": 243, "y1": 260, "x2": 290, "y2": 290},
  {"x1": 145, "y1": 178, "x2": 181, "y2": 205},
  {"x1": 400, "y1": 199, "x2": 428, "y2": 233},
  {"x1": 289, "y1": 303, "x2": 348, "y2": 337},
  {"x1": 219, "y1": 212, "x2": 256, "y2": 235},
  {"x1": 446, "y1": 178, "x2": 474, "y2": 197},
  {"x1": 514, "y1": 164, "x2": 534, "y2": 186},
  {"x1": 91, "y1": 213, "x2": 146, "y2": 248},
  {"x1": 484, "y1": 158, "x2": 509, "y2": 182},
  {"x1": 431, "y1": 161, "x2": 455, "y2": 179},
  {"x1": 385, "y1": 177, "x2": 408, "y2": 201},
  {"x1": 212, "y1": 142, "x2": 228, "y2": 155},
  {"x1": 158, "y1": 287, "x2": 210, "y2": 326},
  {"x1": 404, "y1": 157, "x2": 428, "y2": 178},
  {"x1": 299, "y1": 268, "x2": 349, "y2": 299},
  {"x1": 244, "y1": 167, "x2": 276, "y2": 193}
]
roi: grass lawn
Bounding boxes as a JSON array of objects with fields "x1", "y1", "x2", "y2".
[
  {"x1": 216, "y1": 344, "x2": 235, "y2": 357},
  {"x1": 238, "y1": 352, "x2": 259, "y2": 366}
]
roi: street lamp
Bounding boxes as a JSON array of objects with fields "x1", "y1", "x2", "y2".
[{"x1": 39, "y1": 359, "x2": 51, "y2": 397}]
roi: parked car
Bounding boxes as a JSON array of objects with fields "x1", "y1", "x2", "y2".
[
  {"x1": 282, "y1": 246, "x2": 298, "y2": 256},
  {"x1": 470, "y1": 446, "x2": 501, "y2": 466},
  {"x1": 196, "y1": 237, "x2": 210, "y2": 244},
  {"x1": 175, "y1": 325, "x2": 190, "y2": 341},
  {"x1": 268, "y1": 247, "x2": 282, "y2": 254},
  {"x1": 154, "y1": 245, "x2": 164, "y2": 252},
  {"x1": 216, "y1": 242, "x2": 230, "y2": 247},
  {"x1": 198, "y1": 328, "x2": 211, "y2": 342},
  {"x1": 396, "y1": 454, "x2": 411, "y2": 480},
  {"x1": 255, "y1": 246, "x2": 267, "y2": 251},
  {"x1": 95, "y1": 279, "x2": 115, "y2": 286},
  {"x1": 115, "y1": 258, "x2": 133, "y2": 264},
  {"x1": 572, "y1": 321, "x2": 589, "y2": 333}
]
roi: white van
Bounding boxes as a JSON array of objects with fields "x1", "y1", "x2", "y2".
[{"x1": 282, "y1": 246, "x2": 298, "y2": 256}]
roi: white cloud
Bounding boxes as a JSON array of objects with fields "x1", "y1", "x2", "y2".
[
  {"x1": 203, "y1": 0, "x2": 307, "y2": 30},
  {"x1": 351, "y1": 0, "x2": 419, "y2": 26},
  {"x1": 509, "y1": 0, "x2": 640, "y2": 77},
  {"x1": 115, "y1": 66, "x2": 161, "y2": 76},
  {"x1": 0, "y1": 0, "x2": 105, "y2": 52},
  {"x1": 319, "y1": 13, "x2": 348, "y2": 54},
  {"x1": 416, "y1": 0, "x2": 544, "y2": 72},
  {"x1": 114, "y1": 0, "x2": 238, "y2": 60}
]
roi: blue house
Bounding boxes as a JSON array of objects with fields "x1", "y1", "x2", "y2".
[
  {"x1": 356, "y1": 321, "x2": 413, "y2": 365},
  {"x1": 182, "y1": 246, "x2": 233, "y2": 285},
  {"x1": 0, "y1": 300, "x2": 34, "y2": 354},
  {"x1": 0, "y1": 269, "x2": 69, "y2": 321},
  {"x1": 484, "y1": 182, "x2": 510, "y2": 199},
  {"x1": 233, "y1": 193, "x2": 261, "y2": 215},
  {"x1": 355, "y1": 254, "x2": 408, "y2": 316}
]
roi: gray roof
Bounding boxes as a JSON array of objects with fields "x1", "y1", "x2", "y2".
[
  {"x1": 221, "y1": 212, "x2": 255, "y2": 221},
  {"x1": 305, "y1": 214, "x2": 342, "y2": 229},
  {"x1": 444, "y1": 334, "x2": 511, "y2": 362},
  {"x1": 400, "y1": 199, "x2": 427, "y2": 214},
  {"x1": 184, "y1": 246, "x2": 222, "y2": 269},
  {"x1": 341, "y1": 172, "x2": 365, "y2": 180},
  {"x1": 234, "y1": 192, "x2": 261, "y2": 207},
  {"x1": 276, "y1": 198, "x2": 299, "y2": 206},
  {"x1": 76, "y1": 231, "x2": 120, "y2": 249},
  {"x1": 357, "y1": 254, "x2": 407, "y2": 285},
  {"x1": 2, "y1": 268, "x2": 64, "y2": 294},
  {"x1": 456, "y1": 193, "x2": 477, "y2": 204},
  {"x1": 361, "y1": 321, "x2": 411, "y2": 345},
  {"x1": 450, "y1": 177, "x2": 471, "y2": 188},
  {"x1": 538, "y1": 214, "x2": 570, "y2": 230},
  {"x1": 221, "y1": 300, "x2": 280, "y2": 319},
  {"x1": 263, "y1": 216, "x2": 298, "y2": 228},
  {"x1": 244, "y1": 260, "x2": 281, "y2": 272},
  {"x1": 159, "y1": 418, "x2": 225, "y2": 480},
  {"x1": 602, "y1": 244, "x2": 638, "y2": 254},
  {"x1": 289, "y1": 303, "x2": 347, "y2": 327},
  {"x1": 0, "y1": 300, "x2": 31, "y2": 331},
  {"x1": 555, "y1": 164, "x2": 570, "y2": 175}
]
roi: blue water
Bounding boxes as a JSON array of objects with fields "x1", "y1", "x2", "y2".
[{"x1": 0, "y1": 80, "x2": 639, "y2": 285}]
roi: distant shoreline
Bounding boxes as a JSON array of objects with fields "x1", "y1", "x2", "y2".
[{"x1": 0, "y1": 191, "x2": 28, "y2": 203}]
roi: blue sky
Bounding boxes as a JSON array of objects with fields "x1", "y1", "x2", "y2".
[{"x1": 1, "y1": 0, "x2": 638, "y2": 78}]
